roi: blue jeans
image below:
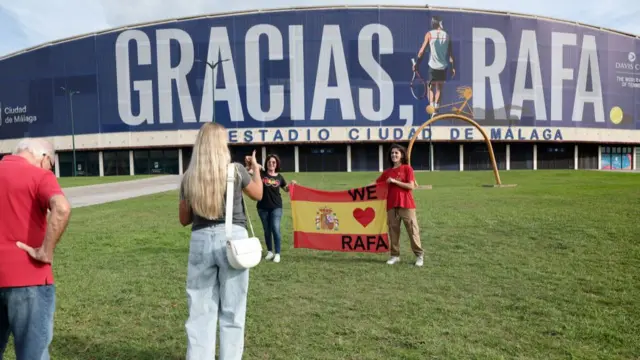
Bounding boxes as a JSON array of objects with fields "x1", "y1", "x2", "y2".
[
  {"x1": 257, "y1": 207, "x2": 283, "y2": 254},
  {"x1": 0, "y1": 285, "x2": 56, "y2": 360},
  {"x1": 185, "y1": 223, "x2": 250, "y2": 360}
]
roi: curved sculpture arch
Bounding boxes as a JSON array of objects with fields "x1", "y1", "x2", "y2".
[{"x1": 407, "y1": 113, "x2": 503, "y2": 186}]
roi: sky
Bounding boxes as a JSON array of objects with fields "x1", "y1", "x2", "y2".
[{"x1": 0, "y1": 0, "x2": 638, "y2": 57}]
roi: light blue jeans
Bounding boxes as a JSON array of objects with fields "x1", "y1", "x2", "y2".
[
  {"x1": 0, "y1": 284, "x2": 55, "y2": 360},
  {"x1": 185, "y1": 223, "x2": 250, "y2": 360}
]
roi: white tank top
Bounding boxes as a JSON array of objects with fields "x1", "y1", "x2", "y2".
[{"x1": 428, "y1": 29, "x2": 450, "y2": 70}]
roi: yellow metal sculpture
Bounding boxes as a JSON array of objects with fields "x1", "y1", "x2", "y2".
[{"x1": 407, "y1": 86, "x2": 504, "y2": 186}]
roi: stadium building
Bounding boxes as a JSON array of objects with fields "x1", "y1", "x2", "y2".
[{"x1": 0, "y1": 5, "x2": 638, "y2": 176}]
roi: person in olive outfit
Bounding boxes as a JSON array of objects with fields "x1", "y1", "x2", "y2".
[{"x1": 257, "y1": 154, "x2": 296, "y2": 263}]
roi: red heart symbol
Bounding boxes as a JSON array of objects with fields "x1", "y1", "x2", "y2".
[{"x1": 353, "y1": 207, "x2": 375, "y2": 228}]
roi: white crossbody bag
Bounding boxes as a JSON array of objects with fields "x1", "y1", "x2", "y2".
[{"x1": 225, "y1": 163, "x2": 263, "y2": 270}]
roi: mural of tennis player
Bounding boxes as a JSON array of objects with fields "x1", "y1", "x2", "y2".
[{"x1": 413, "y1": 15, "x2": 456, "y2": 116}]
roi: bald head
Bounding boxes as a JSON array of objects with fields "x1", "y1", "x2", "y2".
[{"x1": 13, "y1": 138, "x2": 55, "y2": 168}]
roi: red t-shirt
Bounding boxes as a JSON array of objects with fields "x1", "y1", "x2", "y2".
[
  {"x1": 0, "y1": 155, "x2": 65, "y2": 288},
  {"x1": 376, "y1": 164, "x2": 417, "y2": 210}
]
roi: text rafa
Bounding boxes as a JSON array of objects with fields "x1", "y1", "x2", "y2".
[{"x1": 341, "y1": 235, "x2": 389, "y2": 252}]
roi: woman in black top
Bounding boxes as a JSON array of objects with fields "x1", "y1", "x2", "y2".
[{"x1": 257, "y1": 154, "x2": 296, "y2": 263}]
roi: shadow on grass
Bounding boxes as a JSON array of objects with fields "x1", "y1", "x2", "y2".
[
  {"x1": 52, "y1": 334, "x2": 184, "y2": 360},
  {"x1": 285, "y1": 252, "x2": 388, "y2": 266}
]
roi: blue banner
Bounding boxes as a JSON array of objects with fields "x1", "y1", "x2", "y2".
[{"x1": 0, "y1": 7, "x2": 638, "y2": 140}]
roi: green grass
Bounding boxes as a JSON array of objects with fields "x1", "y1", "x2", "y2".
[
  {"x1": 4, "y1": 170, "x2": 640, "y2": 359},
  {"x1": 58, "y1": 175, "x2": 158, "y2": 188}
]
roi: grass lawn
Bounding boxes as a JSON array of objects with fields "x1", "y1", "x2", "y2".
[
  {"x1": 3, "y1": 170, "x2": 639, "y2": 359},
  {"x1": 58, "y1": 175, "x2": 158, "y2": 188}
]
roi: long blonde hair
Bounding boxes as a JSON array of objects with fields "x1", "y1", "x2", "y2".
[{"x1": 182, "y1": 122, "x2": 231, "y2": 220}]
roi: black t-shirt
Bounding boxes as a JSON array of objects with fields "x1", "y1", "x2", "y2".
[{"x1": 257, "y1": 170, "x2": 287, "y2": 209}]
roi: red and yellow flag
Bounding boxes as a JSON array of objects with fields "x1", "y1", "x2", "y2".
[{"x1": 289, "y1": 182, "x2": 389, "y2": 253}]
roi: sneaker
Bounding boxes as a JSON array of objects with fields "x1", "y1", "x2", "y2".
[
  {"x1": 273, "y1": 254, "x2": 281, "y2": 263},
  {"x1": 386, "y1": 256, "x2": 400, "y2": 265},
  {"x1": 415, "y1": 255, "x2": 424, "y2": 267},
  {"x1": 265, "y1": 251, "x2": 274, "y2": 261}
]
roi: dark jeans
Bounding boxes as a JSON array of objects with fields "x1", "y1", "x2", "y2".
[
  {"x1": 257, "y1": 207, "x2": 283, "y2": 254},
  {"x1": 0, "y1": 285, "x2": 55, "y2": 360}
]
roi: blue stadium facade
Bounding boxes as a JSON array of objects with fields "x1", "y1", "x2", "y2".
[{"x1": 0, "y1": 5, "x2": 638, "y2": 176}]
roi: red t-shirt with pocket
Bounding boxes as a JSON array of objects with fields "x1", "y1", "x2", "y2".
[
  {"x1": 0, "y1": 155, "x2": 65, "y2": 288},
  {"x1": 376, "y1": 164, "x2": 417, "y2": 210}
]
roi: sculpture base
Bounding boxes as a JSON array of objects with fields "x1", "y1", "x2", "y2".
[{"x1": 482, "y1": 184, "x2": 518, "y2": 188}]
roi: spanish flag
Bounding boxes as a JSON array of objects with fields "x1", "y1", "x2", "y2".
[{"x1": 289, "y1": 182, "x2": 389, "y2": 253}]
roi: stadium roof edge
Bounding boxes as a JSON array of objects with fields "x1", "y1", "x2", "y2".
[{"x1": 1, "y1": 4, "x2": 638, "y2": 61}]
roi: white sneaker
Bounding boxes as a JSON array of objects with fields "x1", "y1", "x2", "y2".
[
  {"x1": 273, "y1": 254, "x2": 281, "y2": 263},
  {"x1": 265, "y1": 251, "x2": 274, "y2": 261},
  {"x1": 415, "y1": 255, "x2": 424, "y2": 267},
  {"x1": 386, "y1": 256, "x2": 400, "y2": 265}
]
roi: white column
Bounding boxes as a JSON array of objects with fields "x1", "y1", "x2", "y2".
[
  {"x1": 378, "y1": 145, "x2": 383, "y2": 171},
  {"x1": 346, "y1": 145, "x2": 352, "y2": 172},
  {"x1": 129, "y1": 150, "x2": 134, "y2": 175},
  {"x1": 178, "y1": 148, "x2": 184, "y2": 175},
  {"x1": 459, "y1": 144, "x2": 464, "y2": 171},
  {"x1": 506, "y1": 144, "x2": 511, "y2": 170},
  {"x1": 54, "y1": 153, "x2": 60, "y2": 178},
  {"x1": 633, "y1": 146, "x2": 637, "y2": 170},
  {"x1": 429, "y1": 143, "x2": 434, "y2": 171},
  {"x1": 533, "y1": 144, "x2": 538, "y2": 170},
  {"x1": 294, "y1": 146, "x2": 299, "y2": 173},
  {"x1": 597, "y1": 146, "x2": 602, "y2": 170},
  {"x1": 574, "y1": 144, "x2": 579, "y2": 170},
  {"x1": 261, "y1": 146, "x2": 267, "y2": 167},
  {"x1": 98, "y1": 151, "x2": 104, "y2": 177}
]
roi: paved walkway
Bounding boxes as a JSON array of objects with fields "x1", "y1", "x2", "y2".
[{"x1": 63, "y1": 175, "x2": 182, "y2": 209}]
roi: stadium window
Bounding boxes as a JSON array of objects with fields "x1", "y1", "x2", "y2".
[
  {"x1": 133, "y1": 150, "x2": 150, "y2": 175},
  {"x1": 57, "y1": 151, "x2": 99, "y2": 177},
  {"x1": 299, "y1": 145, "x2": 347, "y2": 172},
  {"x1": 103, "y1": 150, "x2": 131, "y2": 176}
]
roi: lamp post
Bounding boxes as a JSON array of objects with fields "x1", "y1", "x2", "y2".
[
  {"x1": 196, "y1": 58, "x2": 229, "y2": 123},
  {"x1": 61, "y1": 87, "x2": 80, "y2": 176}
]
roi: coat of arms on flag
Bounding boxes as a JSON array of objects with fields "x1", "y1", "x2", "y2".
[{"x1": 289, "y1": 182, "x2": 389, "y2": 253}]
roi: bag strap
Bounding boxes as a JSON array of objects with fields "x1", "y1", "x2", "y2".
[{"x1": 225, "y1": 163, "x2": 255, "y2": 241}]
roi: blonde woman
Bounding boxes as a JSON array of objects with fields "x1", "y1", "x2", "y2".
[{"x1": 178, "y1": 123, "x2": 263, "y2": 360}]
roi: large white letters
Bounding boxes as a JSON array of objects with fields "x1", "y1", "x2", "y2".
[
  {"x1": 114, "y1": 22, "x2": 606, "y2": 127},
  {"x1": 115, "y1": 30, "x2": 154, "y2": 126},
  {"x1": 573, "y1": 35, "x2": 604, "y2": 122},
  {"x1": 289, "y1": 25, "x2": 305, "y2": 121},
  {"x1": 472, "y1": 28, "x2": 507, "y2": 120},
  {"x1": 310, "y1": 25, "x2": 356, "y2": 121},
  {"x1": 358, "y1": 24, "x2": 394, "y2": 121},
  {"x1": 245, "y1": 24, "x2": 284, "y2": 121},
  {"x1": 200, "y1": 27, "x2": 243, "y2": 122},
  {"x1": 473, "y1": 28, "x2": 604, "y2": 123},
  {"x1": 511, "y1": 30, "x2": 546, "y2": 121},
  {"x1": 156, "y1": 29, "x2": 195, "y2": 123},
  {"x1": 551, "y1": 32, "x2": 577, "y2": 121}
]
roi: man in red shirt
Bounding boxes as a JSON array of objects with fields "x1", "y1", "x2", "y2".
[
  {"x1": 0, "y1": 138, "x2": 72, "y2": 360},
  {"x1": 375, "y1": 144, "x2": 424, "y2": 267}
]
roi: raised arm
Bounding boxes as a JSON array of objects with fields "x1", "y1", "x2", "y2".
[
  {"x1": 282, "y1": 177, "x2": 297, "y2": 193},
  {"x1": 242, "y1": 150, "x2": 264, "y2": 201},
  {"x1": 415, "y1": 32, "x2": 431, "y2": 67},
  {"x1": 448, "y1": 37, "x2": 456, "y2": 76}
]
